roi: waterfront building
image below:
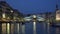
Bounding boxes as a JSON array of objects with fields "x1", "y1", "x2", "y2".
[
  {"x1": 0, "y1": 1, "x2": 24, "y2": 34},
  {"x1": 56, "y1": 5, "x2": 60, "y2": 21},
  {"x1": 0, "y1": 1, "x2": 23, "y2": 22},
  {"x1": 13, "y1": 9, "x2": 24, "y2": 22},
  {"x1": 51, "y1": 0, "x2": 60, "y2": 26},
  {"x1": 0, "y1": 1, "x2": 13, "y2": 22}
]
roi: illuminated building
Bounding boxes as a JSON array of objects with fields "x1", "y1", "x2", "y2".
[
  {"x1": 56, "y1": 5, "x2": 60, "y2": 21},
  {"x1": 0, "y1": 1, "x2": 24, "y2": 34},
  {"x1": 51, "y1": 0, "x2": 60, "y2": 26}
]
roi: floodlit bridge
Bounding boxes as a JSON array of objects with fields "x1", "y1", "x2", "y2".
[{"x1": 24, "y1": 15, "x2": 45, "y2": 22}]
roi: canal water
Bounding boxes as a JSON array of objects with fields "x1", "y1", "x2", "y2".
[{"x1": 1, "y1": 22, "x2": 60, "y2": 34}]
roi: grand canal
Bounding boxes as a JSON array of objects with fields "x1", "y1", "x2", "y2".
[
  {"x1": 1, "y1": 22, "x2": 60, "y2": 34},
  {"x1": 0, "y1": 0, "x2": 60, "y2": 34}
]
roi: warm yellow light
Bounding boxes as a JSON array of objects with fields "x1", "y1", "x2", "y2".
[
  {"x1": 2, "y1": 13, "x2": 5, "y2": 18},
  {"x1": 7, "y1": 23, "x2": 9, "y2": 30},
  {"x1": 56, "y1": 10, "x2": 60, "y2": 20},
  {"x1": 7, "y1": 23, "x2": 10, "y2": 34},
  {"x1": 56, "y1": 18, "x2": 60, "y2": 20},
  {"x1": 56, "y1": 14, "x2": 60, "y2": 20},
  {"x1": 2, "y1": 23, "x2": 6, "y2": 34}
]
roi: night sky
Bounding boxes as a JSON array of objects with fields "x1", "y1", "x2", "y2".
[{"x1": 4, "y1": 0, "x2": 60, "y2": 14}]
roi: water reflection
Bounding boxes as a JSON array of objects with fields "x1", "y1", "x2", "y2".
[
  {"x1": 56, "y1": 28, "x2": 60, "y2": 34},
  {"x1": 11, "y1": 23, "x2": 14, "y2": 34},
  {"x1": 47, "y1": 23, "x2": 50, "y2": 34},
  {"x1": 22, "y1": 25, "x2": 25, "y2": 34},
  {"x1": 17, "y1": 23, "x2": 19, "y2": 34},
  {"x1": 33, "y1": 22, "x2": 36, "y2": 34},
  {"x1": 1, "y1": 22, "x2": 60, "y2": 34},
  {"x1": 2, "y1": 23, "x2": 6, "y2": 34},
  {"x1": 7, "y1": 23, "x2": 10, "y2": 34}
]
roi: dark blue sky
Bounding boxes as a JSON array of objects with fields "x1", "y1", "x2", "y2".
[{"x1": 5, "y1": 0, "x2": 60, "y2": 14}]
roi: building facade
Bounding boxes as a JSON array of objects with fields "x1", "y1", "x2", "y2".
[{"x1": 0, "y1": 1, "x2": 23, "y2": 34}]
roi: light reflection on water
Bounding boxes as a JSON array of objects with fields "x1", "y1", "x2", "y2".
[
  {"x1": 22, "y1": 25, "x2": 25, "y2": 34},
  {"x1": 1, "y1": 22, "x2": 60, "y2": 34},
  {"x1": 17, "y1": 23, "x2": 19, "y2": 34},
  {"x1": 33, "y1": 22, "x2": 36, "y2": 34},
  {"x1": 7, "y1": 23, "x2": 10, "y2": 34}
]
